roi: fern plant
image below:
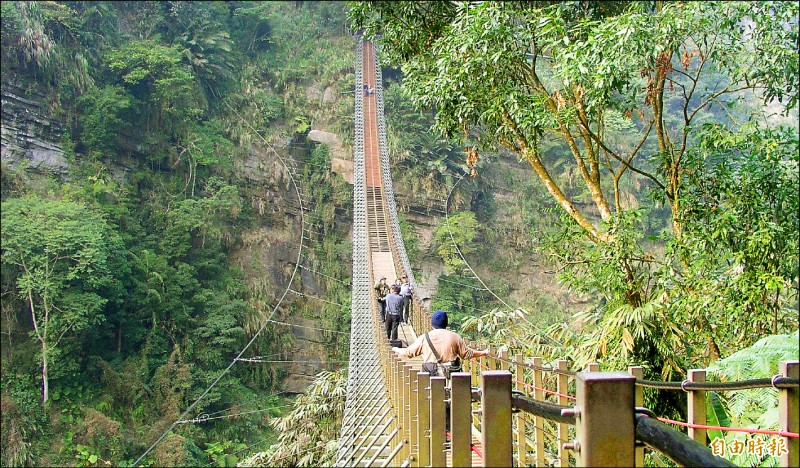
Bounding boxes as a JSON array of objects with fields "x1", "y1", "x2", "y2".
[{"x1": 705, "y1": 331, "x2": 799, "y2": 467}]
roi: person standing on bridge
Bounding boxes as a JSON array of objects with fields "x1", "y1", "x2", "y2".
[
  {"x1": 385, "y1": 285, "x2": 404, "y2": 341},
  {"x1": 399, "y1": 274, "x2": 413, "y2": 324},
  {"x1": 391, "y1": 310, "x2": 489, "y2": 367},
  {"x1": 374, "y1": 276, "x2": 389, "y2": 322}
]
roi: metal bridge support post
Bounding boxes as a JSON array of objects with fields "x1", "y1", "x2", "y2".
[
  {"x1": 628, "y1": 365, "x2": 645, "y2": 467},
  {"x1": 451, "y1": 372, "x2": 472, "y2": 467},
  {"x1": 533, "y1": 356, "x2": 545, "y2": 467},
  {"x1": 409, "y1": 368, "x2": 419, "y2": 467},
  {"x1": 556, "y1": 359, "x2": 569, "y2": 467},
  {"x1": 403, "y1": 364, "x2": 412, "y2": 463},
  {"x1": 515, "y1": 354, "x2": 527, "y2": 467},
  {"x1": 779, "y1": 360, "x2": 798, "y2": 467},
  {"x1": 417, "y1": 372, "x2": 431, "y2": 468},
  {"x1": 481, "y1": 370, "x2": 512, "y2": 467},
  {"x1": 572, "y1": 371, "x2": 635, "y2": 467},
  {"x1": 687, "y1": 369, "x2": 706, "y2": 445},
  {"x1": 397, "y1": 357, "x2": 406, "y2": 464},
  {"x1": 430, "y1": 376, "x2": 447, "y2": 467}
]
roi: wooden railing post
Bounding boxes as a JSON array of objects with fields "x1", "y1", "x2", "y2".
[
  {"x1": 481, "y1": 370, "x2": 512, "y2": 467},
  {"x1": 409, "y1": 368, "x2": 419, "y2": 467},
  {"x1": 569, "y1": 371, "x2": 635, "y2": 467},
  {"x1": 587, "y1": 362, "x2": 600, "y2": 372},
  {"x1": 628, "y1": 365, "x2": 645, "y2": 467},
  {"x1": 470, "y1": 341, "x2": 480, "y2": 432},
  {"x1": 469, "y1": 341, "x2": 479, "y2": 382},
  {"x1": 417, "y1": 372, "x2": 431, "y2": 468},
  {"x1": 430, "y1": 376, "x2": 447, "y2": 467},
  {"x1": 687, "y1": 369, "x2": 706, "y2": 445},
  {"x1": 533, "y1": 356, "x2": 545, "y2": 467},
  {"x1": 779, "y1": 360, "x2": 799, "y2": 467},
  {"x1": 450, "y1": 372, "x2": 472, "y2": 467},
  {"x1": 499, "y1": 348, "x2": 509, "y2": 372},
  {"x1": 515, "y1": 354, "x2": 527, "y2": 467},
  {"x1": 556, "y1": 359, "x2": 569, "y2": 467}
]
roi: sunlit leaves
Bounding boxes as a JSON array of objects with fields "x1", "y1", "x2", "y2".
[
  {"x1": 1, "y1": 196, "x2": 114, "y2": 403},
  {"x1": 433, "y1": 211, "x2": 480, "y2": 275},
  {"x1": 243, "y1": 370, "x2": 347, "y2": 467}
]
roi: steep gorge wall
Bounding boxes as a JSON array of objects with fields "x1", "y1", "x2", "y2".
[
  {"x1": 0, "y1": 74, "x2": 352, "y2": 393},
  {"x1": 1, "y1": 81, "x2": 68, "y2": 176}
]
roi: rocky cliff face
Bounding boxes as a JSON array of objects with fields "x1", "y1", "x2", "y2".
[
  {"x1": 1, "y1": 80, "x2": 68, "y2": 175},
  {"x1": 0, "y1": 73, "x2": 353, "y2": 393}
]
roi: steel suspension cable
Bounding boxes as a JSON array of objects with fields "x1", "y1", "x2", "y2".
[{"x1": 132, "y1": 92, "x2": 307, "y2": 467}]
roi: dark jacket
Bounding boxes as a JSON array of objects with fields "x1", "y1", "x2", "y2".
[{"x1": 386, "y1": 293, "x2": 404, "y2": 315}]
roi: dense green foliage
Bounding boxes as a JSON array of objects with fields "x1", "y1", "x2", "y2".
[
  {"x1": 1, "y1": 2, "x2": 353, "y2": 466},
  {"x1": 241, "y1": 369, "x2": 347, "y2": 467},
  {"x1": 351, "y1": 0, "x2": 799, "y2": 427}
]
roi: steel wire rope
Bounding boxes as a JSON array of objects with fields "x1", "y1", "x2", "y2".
[
  {"x1": 288, "y1": 288, "x2": 349, "y2": 307},
  {"x1": 636, "y1": 377, "x2": 799, "y2": 391},
  {"x1": 434, "y1": 297, "x2": 502, "y2": 315},
  {"x1": 292, "y1": 263, "x2": 350, "y2": 285},
  {"x1": 654, "y1": 417, "x2": 799, "y2": 438},
  {"x1": 176, "y1": 405, "x2": 296, "y2": 425},
  {"x1": 521, "y1": 419, "x2": 572, "y2": 445},
  {"x1": 179, "y1": 387, "x2": 295, "y2": 420},
  {"x1": 443, "y1": 171, "x2": 564, "y2": 348},
  {"x1": 236, "y1": 358, "x2": 350, "y2": 364},
  {"x1": 436, "y1": 275, "x2": 489, "y2": 291},
  {"x1": 265, "y1": 318, "x2": 350, "y2": 338},
  {"x1": 496, "y1": 351, "x2": 799, "y2": 387},
  {"x1": 132, "y1": 90, "x2": 308, "y2": 467}
]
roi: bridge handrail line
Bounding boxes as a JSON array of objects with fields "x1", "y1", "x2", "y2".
[
  {"x1": 636, "y1": 376, "x2": 800, "y2": 391},
  {"x1": 636, "y1": 414, "x2": 737, "y2": 467},
  {"x1": 511, "y1": 393, "x2": 576, "y2": 424},
  {"x1": 656, "y1": 417, "x2": 799, "y2": 438},
  {"x1": 492, "y1": 352, "x2": 800, "y2": 390}
]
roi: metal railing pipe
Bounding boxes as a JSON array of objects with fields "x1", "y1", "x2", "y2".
[{"x1": 511, "y1": 394, "x2": 575, "y2": 424}]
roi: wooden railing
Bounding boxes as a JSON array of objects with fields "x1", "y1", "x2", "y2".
[{"x1": 377, "y1": 343, "x2": 798, "y2": 467}]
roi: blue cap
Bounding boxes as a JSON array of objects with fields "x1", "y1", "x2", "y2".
[{"x1": 431, "y1": 310, "x2": 448, "y2": 329}]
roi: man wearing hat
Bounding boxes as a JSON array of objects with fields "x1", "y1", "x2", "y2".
[
  {"x1": 399, "y1": 274, "x2": 413, "y2": 324},
  {"x1": 392, "y1": 310, "x2": 489, "y2": 365},
  {"x1": 374, "y1": 276, "x2": 389, "y2": 322}
]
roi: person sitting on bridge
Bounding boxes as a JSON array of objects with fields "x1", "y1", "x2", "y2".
[
  {"x1": 391, "y1": 310, "x2": 489, "y2": 367},
  {"x1": 385, "y1": 285, "x2": 404, "y2": 341}
]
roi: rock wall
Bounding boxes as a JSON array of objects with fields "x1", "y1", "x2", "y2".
[
  {"x1": 1, "y1": 81, "x2": 68, "y2": 175},
  {"x1": 0, "y1": 75, "x2": 349, "y2": 393}
]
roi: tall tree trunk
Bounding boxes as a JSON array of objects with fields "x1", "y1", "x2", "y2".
[{"x1": 41, "y1": 342, "x2": 49, "y2": 404}]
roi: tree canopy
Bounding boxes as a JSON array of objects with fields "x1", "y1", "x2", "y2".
[{"x1": 350, "y1": 0, "x2": 799, "y2": 380}]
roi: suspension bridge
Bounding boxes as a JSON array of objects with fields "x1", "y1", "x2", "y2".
[
  {"x1": 132, "y1": 38, "x2": 799, "y2": 468},
  {"x1": 333, "y1": 39, "x2": 799, "y2": 467}
]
